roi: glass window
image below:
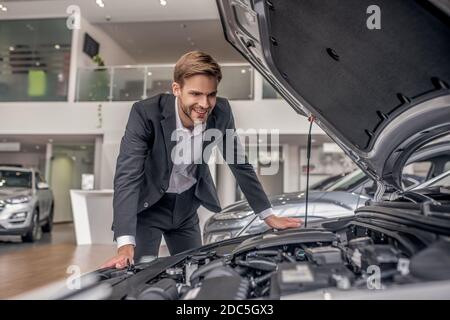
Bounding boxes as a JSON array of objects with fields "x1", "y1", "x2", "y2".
[
  {"x1": 112, "y1": 67, "x2": 146, "y2": 101},
  {"x1": 0, "y1": 18, "x2": 72, "y2": 101},
  {"x1": 402, "y1": 161, "x2": 432, "y2": 182},
  {"x1": 219, "y1": 66, "x2": 253, "y2": 100},
  {"x1": 0, "y1": 170, "x2": 32, "y2": 188},
  {"x1": 325, "y1": 169, "x2": 367, "y2": 192},
  {"x1": 145, "y1": 66, "x2": 173, "y2": 98},
  {"x1": 76, "y1": 68, "x2": 111, "y2": 101},
  {"x1": 444, "y1": 161, "x2": 450, "y2": 172},
  {"x1": 262, "y1": 78, "x2": 282, "y2": 99}
]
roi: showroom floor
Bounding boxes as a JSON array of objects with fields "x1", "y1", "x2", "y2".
[{"x1": 0, "y1": 223, "x2": 169, "y2": 299}]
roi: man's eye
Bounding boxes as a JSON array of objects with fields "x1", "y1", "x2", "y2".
[{"x1": 191, "y1": 92, "x2": 200, "y2": 96}]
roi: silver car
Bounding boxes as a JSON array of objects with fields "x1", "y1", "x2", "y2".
[
  {"x1": 204, "y1": 141, "x2": 450, "y2": 244},
  {"x1": 0, "y1": 166, "x2": 54, "y2": 242}
]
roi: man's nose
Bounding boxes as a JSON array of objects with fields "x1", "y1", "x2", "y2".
[{"x1": 199, "y1": 95, "x2": 209, "y2": 108}]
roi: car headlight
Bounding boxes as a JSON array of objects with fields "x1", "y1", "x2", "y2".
[
  {"x1": 214, "y1": 210, "x2": 253, "y2": 220},
  {"x1": 10, "y1": 211, "x2": 28, "y2": 220},
  {"x1": 5, "y1": 196, "x2": 32, "y2": 204},
  {"x1": 207, "y1": 232, "x2": 232, "y2": 244}
]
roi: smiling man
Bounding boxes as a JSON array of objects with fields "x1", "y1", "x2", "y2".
[{"x1": 102, "y1": 51, "x2": 302, "y2": 269}]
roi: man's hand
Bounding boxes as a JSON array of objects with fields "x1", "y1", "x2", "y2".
[
  {"x1": 264, "y1": 215, "x2": 303, "y2": 230},
  {"x1": 100, "y1": 244, "x2": 135, "y2": 269}
]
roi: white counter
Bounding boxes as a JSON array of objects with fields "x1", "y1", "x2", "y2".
[{"x1": 70, "y1": 189, "x2": 114, "y2": 245}]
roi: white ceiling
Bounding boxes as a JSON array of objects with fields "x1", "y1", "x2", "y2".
[
  {"x1": 0, "y1": 0, "x2": 220, "y2": 22},
  {"x1": 97, "y1": 20, "x2": 244, "y2": 63}
]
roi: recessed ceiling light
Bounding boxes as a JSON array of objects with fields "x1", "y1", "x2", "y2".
[
  {"x1": 1, "y1": 6, "x2": 7, "y2": 12},
  {"x1": 54, "y1": 44, "x2": 60, "y2": 50},
  {"x1": 147, "y1": 72, "x2": 152, "y2": 76},
  {"x1": 241, "y1": 69, "x2": 247, "y2": 74},
  {"x1": 160, "y1": 0, "x2": 167, "y2": 6},
  {"x1": 9, "y1": 46, "x2": 14, "y2": 51},
  {"x1": 96, "y1": 0, "x2": 105, "y2": 8}
]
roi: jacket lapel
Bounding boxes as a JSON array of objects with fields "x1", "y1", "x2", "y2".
[{"x1": 160, "y1": 94, "x2": 177, "y2": 174}]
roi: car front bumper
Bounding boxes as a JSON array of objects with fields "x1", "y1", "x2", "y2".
[{"x1": 0, "y1": 203, "x2": 34, "y2": 235}]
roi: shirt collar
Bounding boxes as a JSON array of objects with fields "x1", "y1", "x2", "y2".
[{"x1": 175, "y1": 97, "x2": 205, "y2": 136}]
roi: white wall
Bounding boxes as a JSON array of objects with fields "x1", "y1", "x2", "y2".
[
  {"x1": 76, "y1": 16, "x2": 137, "y2": 68},
  {"x1": 0, "y1": 152, "x2": 46, "y2": 172}
]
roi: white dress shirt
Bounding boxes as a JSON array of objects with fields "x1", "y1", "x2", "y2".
[{"x1": 117, "y1": 98, "x2": 274, "y2": 249}]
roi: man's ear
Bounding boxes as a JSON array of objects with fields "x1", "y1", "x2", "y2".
[{"x1": 172, "y1": 82, "x2": 181, "y2": 97}]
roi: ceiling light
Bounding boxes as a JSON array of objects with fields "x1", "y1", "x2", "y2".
[
  {"x1": 1, "y1": 6, "x2": 7, "y2": 12},
  {"x1": 35, "y1": 145, "x2": 40, "y2": 150},
  {"x1": 54, "y1": 44, "x2": 60, "y2": 50},
  {"x1": 160, "y1": 0, "x2": 167, "y2": 6},
  {"x1": 241, "y1": 69, "x2": 247, "y2": 74},
  {"x1": 9, "y1": 46, "x2": 14, "y2": 51},
  {"x1": 96, "y1": 0, "x2": 105, "y2": 8},
  {"x1": 147, "y1": 72, "x2": 152, "y2": 76}
]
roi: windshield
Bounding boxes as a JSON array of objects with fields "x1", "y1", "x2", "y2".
[
  {"x1": 324, "y1": 169, "x2": 367, "y2": 192},
  {"x1": 0, "y1": 170, "x2": 32, "y2": 188}
]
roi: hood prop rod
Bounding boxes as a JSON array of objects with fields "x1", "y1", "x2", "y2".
[{"x1": 304, "y1": 115, "x2": 315, "y2": 228}]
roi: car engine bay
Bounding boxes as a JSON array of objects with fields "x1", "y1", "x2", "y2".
[{"x1": 94, "y1": 207, "x2": 450, "y2": 300}]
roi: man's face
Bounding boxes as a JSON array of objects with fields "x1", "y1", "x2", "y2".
[{"x1": 172, "y1": 74, "x2": 218, "y2": 127}]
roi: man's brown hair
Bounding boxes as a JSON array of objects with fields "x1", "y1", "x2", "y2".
[{"x1": 174, "y1": 51, "x2": 222, "y2": 86}]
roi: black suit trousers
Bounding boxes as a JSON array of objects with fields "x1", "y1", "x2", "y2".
[{"x1": 134, "y1": 184, "x2": 202, "y2": 262}]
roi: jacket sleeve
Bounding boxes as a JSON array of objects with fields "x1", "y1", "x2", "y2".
[
  {"x1": 218, "y1": 101, "x2": 273, "y2": 217},
  {"x1": 112, "y1": 102, "x2": 153, "y2": 240}
]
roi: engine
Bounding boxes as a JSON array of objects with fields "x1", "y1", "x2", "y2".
[{"x1": 124, "y1": 223, "x2": 450, "y2": 300}]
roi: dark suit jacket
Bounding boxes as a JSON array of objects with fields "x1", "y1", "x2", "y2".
[{"x1": 112, "y1": 93, "x2": 272, "y2": 239}]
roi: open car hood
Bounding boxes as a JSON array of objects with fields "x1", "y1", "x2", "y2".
[{"x1": 216, "y1": 0, "x2": 450, "y2": 190}]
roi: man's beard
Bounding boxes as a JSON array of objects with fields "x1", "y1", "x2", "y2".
[{"x1": 179, "y1": 100, "x2": 210, "y2": 125}]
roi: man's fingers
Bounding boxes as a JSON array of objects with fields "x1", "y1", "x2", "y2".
[
  {"x1": 287, "y1": 221, "x2": 301, "y2": 228},
  {"x1": 100, "y1": 257, "x2": 120, "y2": 269},
  {"x1": 100, "y1": 256, "x2": 129, "y2": 269},
  {"x1": 115, "y1": 257, "x2": 131, "y2": 269}
]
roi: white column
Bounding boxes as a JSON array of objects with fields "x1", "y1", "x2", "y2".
[
  {"x1": 67, "y1": 21, "x2": 80, "y2": 103},
  {"x1": 44, "y1": 142, "x2": 53, "y2": 183},
  {"x1": 94, "y1": 135, "x2": 103, "y2": 189}
]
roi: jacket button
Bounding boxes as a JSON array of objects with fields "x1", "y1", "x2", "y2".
[
  {"x1": 159, "y1": 188, "x2": 165, "y2": 194},
  {"x1": 143, "y1": 202, "x2": 149, "y2": 208}
]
